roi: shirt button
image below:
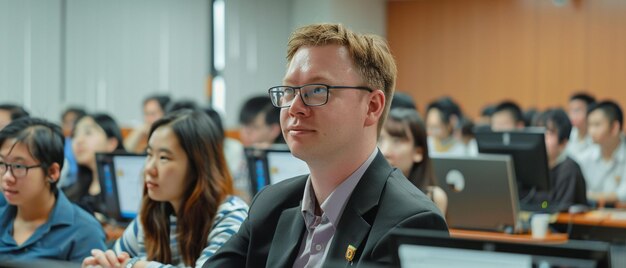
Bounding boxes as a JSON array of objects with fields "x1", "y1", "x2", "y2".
[{"x1": 315, "y1": 244, "x2": 322, "y2": 251}]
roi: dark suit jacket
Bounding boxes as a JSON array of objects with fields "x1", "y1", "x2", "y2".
[{"x1": 204, "y1": 151, "x2": 449, "y2": 267}]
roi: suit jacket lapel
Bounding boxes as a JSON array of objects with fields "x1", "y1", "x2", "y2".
[
  {"x1": 266, "y1": 205, "x2": 305, "y2": 267},
  {"x1": 325, "y1": 152, "x2": 392, "y2": 267}
]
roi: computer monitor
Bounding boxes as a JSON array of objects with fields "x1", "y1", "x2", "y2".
[
  {"x1": 96, "y1": 152, "x2": 146, "y2": 222},
  {"x1": 245, "y1": 145, "x2": 309, "y2": 196},
  {"x1": 432, "y1": 154, "x2": 521, "y2": 233},
  {"x1": 475, "y1": 128, "x2": 551, "y2": 192},
  {"x1": 390, "y1": 229, "x2": 611, "y2": 268}
]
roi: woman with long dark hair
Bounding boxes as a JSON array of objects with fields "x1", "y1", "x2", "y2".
[
  {"x1": 82, "y1": 109, "x2": 248, "y2": 268},
  {"x1": 0, "y1": 118, "x2": 105, "y2": 261},
  {"x1": 62, "y1": 113, "x2": 126, "y2": 215},
  {"x1": 379, "y1": 108, "x2": 447, "y2": 214}
]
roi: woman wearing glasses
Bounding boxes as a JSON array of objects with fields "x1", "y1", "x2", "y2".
[
  {"x1": 82, "y1": 110, "x2": 248, "y2": 268},
  {"x1": 0, "y1": 118, "x2": 106, "y2": 261}
]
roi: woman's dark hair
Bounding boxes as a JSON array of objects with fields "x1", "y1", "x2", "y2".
[
  {"x1": 0, "y1": 118, "x2": 64, "y2": 193},
  {"x1": 64, "y1": 113, "x2": 126, "y2": 208},
  {"x1": 141, "y1": 109, "x2": 234, "y2": 266},
  {"x1": 536, "y1": 108, "x2": 572, "y2": 144},
  {"x1": 0, "y1": 104, "x2": 30, "y2": 121},
  {"x1": 384, "y1": 108, "x2": 436, "y2": 191},
  {"x1": 144, "y1": 95, "x2": 172, "y2": 112}
]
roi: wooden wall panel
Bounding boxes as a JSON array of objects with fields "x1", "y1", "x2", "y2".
[{"x1": 388, "y1": 0, "x2": 626, "y2": 120}]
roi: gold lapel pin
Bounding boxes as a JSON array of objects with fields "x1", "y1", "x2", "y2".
[{"x1": 345, "y1": 244, "x2": 356, "y2": 263}]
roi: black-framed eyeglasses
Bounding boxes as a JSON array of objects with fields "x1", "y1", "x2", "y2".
[
  {"x1": 0, "y1": 162, "x2": 42, "y2": 178},
  {"x1": 268, "y1": 84, "x2": 373, "y2": 108}
]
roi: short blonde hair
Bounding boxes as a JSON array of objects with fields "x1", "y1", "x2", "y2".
[{"x1": 287, "y1": 23, "x2": 397, "y2": 135}]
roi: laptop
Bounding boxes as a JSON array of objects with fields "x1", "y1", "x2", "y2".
[
  {"x1": 245, "y1": 145, "x2": 309, "y2": 196},
  {"x1": 431, "y1": 154, "x2": 522, "y2": 233},
  {"x1": 96, "y1": 152, "x2": 146, "y2": 223}
]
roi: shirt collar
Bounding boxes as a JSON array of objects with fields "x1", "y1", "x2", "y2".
[
  {"x1": 301, "y1": 148, "x2": 378, "y2": 228},
  {"x1": 592, "y1": 136, "x2": 626, "y2": 163}
]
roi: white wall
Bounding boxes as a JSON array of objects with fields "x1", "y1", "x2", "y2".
[
  {"x1": 221, "y1": 0, "x2": 387, "y2": 128},
  {"x1": 0, "y1": 0, "x2": 210, "y2": 127}
]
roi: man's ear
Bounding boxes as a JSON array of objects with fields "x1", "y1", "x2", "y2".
[
  {"x1": 364, "y1": 90, "x2": 385, "y2": 127},
  {"x1": 47, "y1": 162, "x2": 61, "y2": 183}
]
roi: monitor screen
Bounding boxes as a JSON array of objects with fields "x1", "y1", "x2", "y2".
[
  {"x1": 246, "y1": 146, "x2": 309, "y2": 196},
  {"x1": 390, "y1": 229, "x2": 611, "y2": 268},
  {"x1": 475, "y1": 128, "x2": 550, "y2": 192},
  {"x1": 97, "y1": 153, "x2": 145, "y2": 221}
]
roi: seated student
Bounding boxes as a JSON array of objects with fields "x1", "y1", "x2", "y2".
[
  {"x1": 82, "y1": 109, "x2": 248, "y2": 268},
  {"x1": 390, "y1": 91, "x2": 417, "y2": 111},
  {"x1": 62, "y1": 113, "x2": 126, "y2": 215},
  {"x1": 0, "y1": 118, "x2": 105, "y2": 261},
  {"x1": 205, "y1": 23, "x2": 447, "y2": 268},
  {"x1": 578, "y1": 101, "x2": 626, "y2": 205},
  {"x1": 238, "y1": 96, "x2": 285, "y2": 148},
  {"x1": 530, "y1": 108, "x2": 588, "y2": 211},
  {"x1": 425, "y1": 97, "x2": 468, "y2": 156},
  {"x1": 0, "y1": 104, "x2": 29, "y2": 130},
  {"x1": 477, "y1": 104, "x2": 496, "y2": 128},
  {"x1": 491, "y1": 100, "x2": 525, "y2": 131},
  {"x1": 567, "y1": 92, "x2": 597, "y2": 162},
  {"x1": 379, "y1": 108, "x2": 447, "y2": 214},
  {"x1": 58, "y1": 107, "x2": 87, "y2": 188},
  {"x1": 125, "y1": 95, "x2": 171, "y2": 153}
]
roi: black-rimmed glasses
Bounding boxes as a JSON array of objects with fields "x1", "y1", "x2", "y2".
[
  {"x1": 0, "y1": 162, "x2": 42, "y2": 178},
  {"x1": 268, "y1": 84, "x2": 373, "y2": 108}
]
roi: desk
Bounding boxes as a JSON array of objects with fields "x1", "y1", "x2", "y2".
[
  {"x1": 554, "y1": 210, "x2": 626, "y2": 243},
  {"x1": 450, "y1": 228, "x2": 568, "y2": 244}
]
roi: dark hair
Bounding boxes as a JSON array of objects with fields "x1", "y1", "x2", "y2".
[
  {"x1": 0, "y1": 104, "x2": 30, "y2": 121},
  {"x1": 165, "y1": 100, "x2": 199, "y2": 114},
  {"x1": 523, "y1": 108, "x2": 540, "y2": 127},
  {"x1": 144, "y1": 95, "x2": 172, "y2": 112},
  {"x1": 494, "y1": 101, "x2": 524, "y2": 124},
  {"x1": 426, "y1": 97, "x2": 462, "y2": 124},
  {"x1": 481, "y1": 104, "x2": 496, "y2": 117},
  {"x1": 537, "y1": 108, "x2": 572, "y2": 144},
  {"x1": 203, "y1": 107, "x2": 225, "y2": 140},
  {"x1": 141, "y1": 109, "x2": 234, "y2": 266},
  {"x1": 0, "y1": 118, "x2": 64, "y2": 193},
  {"x1": 570, "y1": 92, "x2": 596, "y2": 107},
  {"x1": 64, "y1": 113, "x2": 125, "y2": 208},
  {"x1": 459, "y1": 116, "x2": 475, "y2": 138},
  {"x1": 588, "y1": 100, "x2": 624, "y2": 130},
  {"x1": 239, "y1": 96, "x2": 279, "y2": 126},
  {"x1": 61, "y1": 107, "x2": 87, "y2": 120},
  {"x1": 391, "y1": 92, "x2": 417, "y2": 111},
  {"x1": 384, "y1": 108, "x2": 436, "y2": 191}
]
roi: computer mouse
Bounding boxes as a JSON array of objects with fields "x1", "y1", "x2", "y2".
[{"x1": 568, "y1": 204, "x2": 589, "y2": 214}]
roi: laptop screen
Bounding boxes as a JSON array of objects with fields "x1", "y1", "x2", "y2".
[
  {"x1": 97, "y1": 153, "x2": 145, "y2": 221},
  {"x1": 246, "y1": 146, "x2": 309, "y2": 196}
]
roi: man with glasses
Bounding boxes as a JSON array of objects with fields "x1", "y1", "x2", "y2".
[{"x1": 205, "y1": 23, "x2": 448, "y2": 268}]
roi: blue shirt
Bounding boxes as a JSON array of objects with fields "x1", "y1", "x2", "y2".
[
  {"x1": 0, "y1": 191, "x2": 106, "y2": 262},
  {"x1": 113, "y1": 195, "x2": 248, "y2": 268}
]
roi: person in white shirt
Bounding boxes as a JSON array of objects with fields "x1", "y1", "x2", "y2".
[
  {"x1": 490, "y1": 101, "x2": 525, "y2": 132},
  {"x1": 425, "y1": 97, "x2": 467, "y2": 156},
  {"x1": 578, "y1": 100, "x2": 626, "y2": 205},
  {"x1": 566, "y1": 93, "x2": 597, "y2": 163}
]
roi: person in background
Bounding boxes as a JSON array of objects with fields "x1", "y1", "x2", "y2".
[
  {"x1": 205, "y1": 23, "x2": 447, "y2": 267},
  {"x1": 62, "y1": 113, "x2": 126, "y2": 215},
  {"x1": 476, "y1": 104, "x2": 496, "y2": 128},
  {"x1": 567, "y1": 92, "x2": 597, "y2": 163},
  {"x1": 490, "y1": 100, "x2": 525, "y2": 131},
  {"x1": 379, "y1": 108, "x2": 447, "y2": 214},
  {"x1": 0, "y1": 118, "x2": 105, "y2": 261},
  {"x1": 578, "y1": 101, "x2": 626, "y2": 205},
  {"x1": 531, "y1": 108, "x2": 587, "y2": 211},
  {"x1": 523, "y1": 108, "x2": 540, "y2": 127},
  {"x1": 124, "y1": 95, "x2": 171, "y2": 153},
  {"x1": 83, "y1": 109, "x2": 248, "y2": 268},
  {"x1": 58, "y1": 107, "x2": 87, "y2": 188},
  {"x1": 425, "y1": 97, "x2": 467, "y2": 156},
  {"x1": 238, "y1": 96, "x2": 284, "y2": 148},
  {"x1": 204, "y1": 107, "x2": 249, "y2": 202},
  {"x1": 390, "y1": 91, "x2": 417, "y2": 111},
  {"x1": 456, "y1": 116, "x2": 478, "y2": 155},
  {"x1": 0, "y1": 104, "x2": 29, "y2": 130}
]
